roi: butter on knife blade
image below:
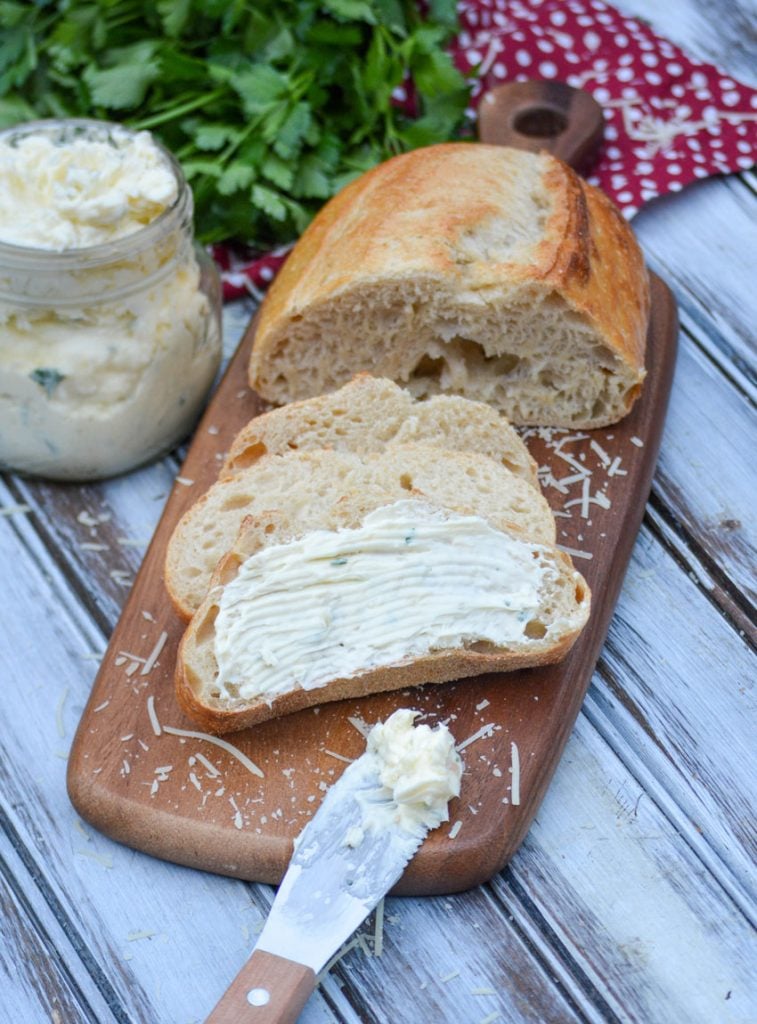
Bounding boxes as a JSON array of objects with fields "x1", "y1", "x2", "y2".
[{"x1": 205, "y1": 709, "x2": 462, "y2": 1024}]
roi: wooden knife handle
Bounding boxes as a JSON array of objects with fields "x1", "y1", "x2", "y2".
[
  {"x1": 204, "y1": 949, "x2": 316, "y2": 1024},
  {"x1": 477, "y1": 80, "x2": 604, "y2": 171}
]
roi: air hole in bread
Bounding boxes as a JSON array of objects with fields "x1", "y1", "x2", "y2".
[
  {"x1": 195, "y1": 605, "x2": 219, "y2": 646},
  {"x1": 400, "y1": 473, "x2": 413, "y2": 490},
  {"x1": 218, "y1": 556, "x2": 242, "y2": 587},
  {"x1": 525, "y1": 619, "x2": 547, "y2": 639},
  {"x1": 413, "y1": 354, "x2": 447, "y2": 380},
  {"x1": 231, "y1": 442, "x2": 267, "y2": 471},
  {"x1": 221, "y1": 494, "x2": 255, "y2": 511}
]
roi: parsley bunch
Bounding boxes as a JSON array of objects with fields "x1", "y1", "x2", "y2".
[{"x1": 0, "y1": 0, "x2": 473, "y2": 245}]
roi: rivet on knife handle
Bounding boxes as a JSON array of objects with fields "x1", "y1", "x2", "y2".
[
  {"x1": 477, "y1": 80, "x2": 604, "y2": 171},
  {"x1": 204, "y1": 949, "x2": 316, "y2": 1024}
]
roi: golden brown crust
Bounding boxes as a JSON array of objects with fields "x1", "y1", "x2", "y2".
[
  {"x1": 249, "y1": 143, "x2": 649, "y2": 409},
  {"x1": 175, "y1": 636, "x2": 581, "y2": 735}
]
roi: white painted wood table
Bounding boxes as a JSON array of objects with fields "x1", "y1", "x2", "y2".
[{"x1": 1, "y1": 3, "x2": 754, "y2": 1022}]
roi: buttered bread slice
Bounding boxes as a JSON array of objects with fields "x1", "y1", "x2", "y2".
[
  {"x1": 222, "y1": 375, "x2": 538, "y2": 486},
  {"x1": 176, "y1": 498, "x2": 590, "y2": 733},
  {"x1": 165, "y1": 444, "x2": 555, "y2": 620}
]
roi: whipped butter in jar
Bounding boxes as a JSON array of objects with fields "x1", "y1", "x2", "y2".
[{"x1": 0, "y1": 119, "x2": 222, "y2": 480}]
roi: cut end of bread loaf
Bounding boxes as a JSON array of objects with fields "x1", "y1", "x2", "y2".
[
  {"x1": 249, "y1": 145, "x2": 649, "y2": 428},
  {"x1": 176, "y1": 501, "x2": 591, "y2": 734},
  {"x1": 253, "y1": 283, "x2": 645, "y2": 428}
]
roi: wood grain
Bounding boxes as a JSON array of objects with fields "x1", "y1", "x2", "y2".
[
  {"x1": 205, "y1": 950, "x2": 315, "y2": 1024},
  {"x1": 65, "y1": 273, "x2": 677, "y2": 895}
]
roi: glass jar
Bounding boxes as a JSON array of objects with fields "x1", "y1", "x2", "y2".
[{"x1": 0, "y1": 119, "x2": 222, "y2": 481}]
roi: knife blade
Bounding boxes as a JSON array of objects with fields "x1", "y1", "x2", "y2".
[{"x1": 204, "y1": 747, "x2": 431, "y2": 1024}]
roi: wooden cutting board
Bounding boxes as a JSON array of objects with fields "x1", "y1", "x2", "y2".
[{"x1": 68, "y1": 84, "x2": 678, "y2": 896}]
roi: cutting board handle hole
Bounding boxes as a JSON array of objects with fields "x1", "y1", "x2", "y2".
[{"x1": 513, "y1": 106, "x2": 567, "y2": 138}]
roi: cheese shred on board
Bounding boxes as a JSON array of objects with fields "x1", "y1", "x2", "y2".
[{"x1": 161, "y1": 725, "x2": 264, "y2": 779}]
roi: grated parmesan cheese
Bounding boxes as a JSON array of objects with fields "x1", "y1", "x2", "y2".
[
  {"x1": 557, "y1": 545, "x2": 593, "y2": 561},
  {"x1": 0, "y1": 503, "x2": 31, "y2": 516},
  {"x1": 55, "y1": 687, "x2": 68, "y2": 739},
  {"x1": 77, "y1": 848, "x2": 113, "y2": 869},
  {"x1": 475, "y1": 699, "x2": 490, "y2": 711},
  {"x1": 162, "y1": 725, "x2": 264, "y2": 778},
  {"x1": 510, "y1": 742, "x2": 520, "y2": 806},
  {"x1": 193, "y1": 751, "x2": 221, "y2": 778},
  {"x1": 630, "y1": 436, "x2": 644, "y2": 447},
  {"x1": 456, "y1": 722, "x2": 496, "y2": 752},
  {"x1": 449, "y1": 820, "x2": 463, "y2": 839},
  {"x1": 126, "y1": 929, "x2": 156, "y2": 942},
  {"x1": 439, "y1": 970, "x2": 460, "y2": 983},
  {"x1": 175, "y1": 476, "x2": 194, "y2": 486},
  {"x1": 373, "y1": 898, "x2": 385, "y2": 958},
  {"x1": 146, "y1": 695, "x2": 162, "y2": 736},
  {"x1": 141, "y1": 630, "x2": 168, "y2": 675},
  {"x1": 322, "y1": 748, "x2": 354, "y2": 764}
]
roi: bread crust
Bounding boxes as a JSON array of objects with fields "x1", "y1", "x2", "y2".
[
  {"x1": 176, "y1": 633, "x2": 581, "y2": 735},
  {"x1": 249, "y1": 144, "x2": 649, "y2": 424}
]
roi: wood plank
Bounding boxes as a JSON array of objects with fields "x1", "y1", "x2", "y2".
[
  {"x1": 616, "y1": 0, "x2": 757, "y2": 85},
  {"x1": 649, "y1": 333, "x2": 756, "y2": 605},
  {"x1": 492, "y1": 712, "x2": 757, "y2": 1024},
  {"x1": 591, "y1": 521, "x2": 756, "y2": 906},
  {"x1": 0, "y1": 830, "x2": 118, "y2": 1024},
  {"x1": 635, "y1": 178, "x2": 757, "y2": 391},
  {"x1": 0, "y1": 504, "x2": 350, "y2": 1024}
]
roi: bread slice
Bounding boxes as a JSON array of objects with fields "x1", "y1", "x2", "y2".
[
  {"x1": 222, "y1": 374, "x2": 538, "y2": 486},
  {"x1": 176, "y1": 498, "x2": 591, "y2": 733},
  {"x1": 165, "y1": 444, "x2": 556, "y2": 620},
  {"x1": 249, "y1": 144, "x2": 649, "y2": 428}
]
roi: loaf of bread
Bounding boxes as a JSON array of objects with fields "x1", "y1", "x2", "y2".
[
  {"x1": 176, "y1": 498, "x2": 591, "y2": 733},
  {"x1": 164, "y1": 444, "x2": 556, "y2": 620},
  {"x1": 249, "y1": 144, "x2": 649, "y2": 428},
  {"x1": 222, "y1": 374, "x2": 537, "y2": 485}
]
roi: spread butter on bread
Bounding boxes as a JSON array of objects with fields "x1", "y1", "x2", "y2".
[
  {"x1": 165, "y1": 443, "x2": 555, "y2": 620},
  {"x1": 249, "y1": 144, "x2": 649, "y2": 428},
  {"x1": 176, "y1": 499, "x2": 590, "y2": 733}
]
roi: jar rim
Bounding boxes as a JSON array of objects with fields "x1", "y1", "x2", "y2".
[{"x1": 0, "y1": 118, "x2": 193, "y2": 268}]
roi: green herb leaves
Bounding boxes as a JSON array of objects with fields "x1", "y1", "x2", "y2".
[
  {"x1": 0, "y1": 1, "x2": 473, "y2": 245},
  {"x1": 30, "y1": 368, "x2": 65, "y2": 397}
]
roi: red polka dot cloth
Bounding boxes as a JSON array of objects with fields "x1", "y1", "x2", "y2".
[{"x1": 217, "y1": 0, "x2": 756, "y2": 301}]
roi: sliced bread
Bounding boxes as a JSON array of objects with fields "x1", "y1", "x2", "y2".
[
  {"x1": 176, "y1": 498, "x2": 591, "y2": 733},
  {"x1": 249, "y1": 144, "x2": 649, "y2": 428},
  {"x1": 222, "y1": 374, "x2": 538, "y2": 486},
  {"x1": 165, "y1": 444, "x2": 556, "y2": 620}
]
